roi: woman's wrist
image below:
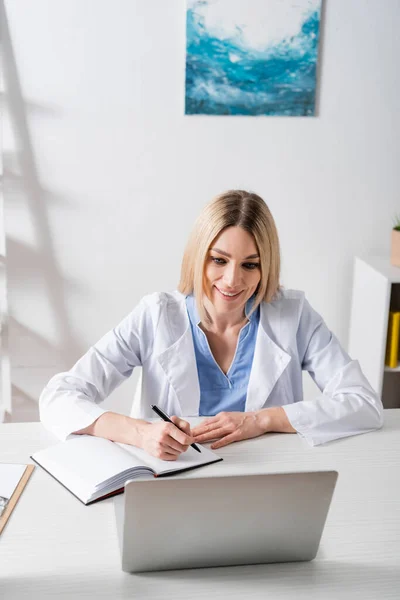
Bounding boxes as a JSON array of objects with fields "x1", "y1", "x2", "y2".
[
  {"x1": 254, "y1": 407, "x2": 296, "y2": 435},
  {"x1": 133, "y1": 418, "x2": 152, "y2": 447},
  {"x1": 76, "y1": 412, "x2": 151, "y2": 447},
  {"x1": 116, "y1": 414, "x2": 151, "y2": 447}
]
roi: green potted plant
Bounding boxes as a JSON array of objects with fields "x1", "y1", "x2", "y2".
[{"x1": 391, "y1": 214, "x2": 400, "y2": 267}]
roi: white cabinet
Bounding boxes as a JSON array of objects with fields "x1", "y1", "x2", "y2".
[{"x1": 349, "y1": 256, "x2": 400, "y2": 409}]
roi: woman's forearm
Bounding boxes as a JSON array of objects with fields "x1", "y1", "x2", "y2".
[{"x1": 74, "y1": 411, "x2": 150, "y2": 447}]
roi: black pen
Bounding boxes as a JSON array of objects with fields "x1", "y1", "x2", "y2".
[{"x1": 151, "y1": 404, "x2": 201, "y2": 453}]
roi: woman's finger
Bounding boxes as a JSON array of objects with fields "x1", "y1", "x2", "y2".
[
  {"x1": 162, "y1": 434, "x2": 190, "y2": 453},
  {"x1": 159, "y1": 440, "x2": 181, "y2": 455},
  {"x1": 159, "y1": 449, "x2": 180, "y2": 461},
  {"x1": 156, "y1": 422, "x2": 192, "y2": 450},
  {"x1": 193, "y1": 426, "x2": 227, "y2": 443},
  {"x1": 211, "y1": 431, "x2": 239, "y2": 449},
  {"x1": 171, "y1": 416, "x2": 192, "y2": 436},
  {"x1": 192, "y1": 418, "x2": 223, "y2": 437}
]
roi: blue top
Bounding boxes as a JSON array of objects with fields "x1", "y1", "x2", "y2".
[{"x1": 185, "y1": 295, "x2": 260, "y2": 416}]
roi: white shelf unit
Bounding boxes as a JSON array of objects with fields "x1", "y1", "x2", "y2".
[{"x1": 348, "y1": 256, "x2": 400, "y2": 409}]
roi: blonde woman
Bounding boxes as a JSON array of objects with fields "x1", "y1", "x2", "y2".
[{"x1": 40, "y1": 190, "x2": 383, "y2": 459}]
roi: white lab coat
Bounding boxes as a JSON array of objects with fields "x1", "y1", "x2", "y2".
[{"x1": 39, "y1": 289, "x2": 383, "y2": 446}]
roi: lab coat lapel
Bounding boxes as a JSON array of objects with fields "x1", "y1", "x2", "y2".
[
  {"x1": 156, "y1": 327, "x2": 200, "y2": 416},
  {"x1": 246, "y1": 301, "x2": 291, "y2": 411}
]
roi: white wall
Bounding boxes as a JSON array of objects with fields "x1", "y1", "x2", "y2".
[{"x1": 3, "y1": 0, "x2": 400, "y2": 419}]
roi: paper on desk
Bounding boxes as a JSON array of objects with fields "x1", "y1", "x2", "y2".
[{"x1": 0, "y1": 464, "x2": 26, "y2": 516}]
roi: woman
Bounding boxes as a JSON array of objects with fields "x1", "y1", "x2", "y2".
[{"x1": 39, "y1": 190, "x2": 383, "y2": 459}]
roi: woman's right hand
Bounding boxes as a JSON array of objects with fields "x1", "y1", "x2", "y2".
[{"x1": 138, "y1": 416, "x2": 194, "y2": 461}]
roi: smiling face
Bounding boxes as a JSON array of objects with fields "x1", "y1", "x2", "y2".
[{"x1": 204, "y1": 226, "x2": 261, "y2": 319}]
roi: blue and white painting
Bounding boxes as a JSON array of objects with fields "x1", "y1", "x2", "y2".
[{"x1": 185, "y1": 0, "x2": 322, "y2": 116}]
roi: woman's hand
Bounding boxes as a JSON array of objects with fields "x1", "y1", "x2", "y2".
[
  {"x1": 192, "y1": 408, "x2": 296, "y2": 449},
  {"x1": 139, "y1": 416, "x2": 194, "y2": 461},
  {"x1": 191, "y1": 411, "x2": 266, "y2": 449}
]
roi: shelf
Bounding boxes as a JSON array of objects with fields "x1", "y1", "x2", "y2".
[
  {"x1": 384, "y1": 363, "x2": 400, "y2": 372},
  {"x1": 357, "y1": 256, "x2": 400, "y2": 283},
  {"x1": 349, "y1": 257, "x2": 400, "y2": 408}
]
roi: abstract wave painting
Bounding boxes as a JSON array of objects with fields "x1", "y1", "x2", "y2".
[{"x1": 185, "y1": 0, "x2": 322, "y2": 116}]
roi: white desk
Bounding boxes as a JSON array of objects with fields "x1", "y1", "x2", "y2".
[{"x1": 1, "y1": 412, "x2": 400, "y2": 599}]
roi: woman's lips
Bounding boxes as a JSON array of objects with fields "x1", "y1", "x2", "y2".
[{"x1": 214, "y1": 286, "x2": 243, "y2": 301}]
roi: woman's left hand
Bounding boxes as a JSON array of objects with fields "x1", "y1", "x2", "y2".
[{"x1": 191, "y1": 411, "x2": 266, "y2": 449}]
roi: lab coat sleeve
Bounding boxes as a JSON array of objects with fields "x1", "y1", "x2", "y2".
[
  {"x1": 39, "y1": 298, "x2": 151, "y2": 441},
  {"x1": 282, "y1": 297, "x2": 384, "y2": 446}
]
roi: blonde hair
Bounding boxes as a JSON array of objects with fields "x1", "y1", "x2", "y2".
[{"x1": 178, "y1": 190, "x2": 281, "y2": 323}]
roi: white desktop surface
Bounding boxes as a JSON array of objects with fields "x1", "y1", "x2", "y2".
[{"x1": 1, "y1": 412, "x2": 399, "y2": 599}]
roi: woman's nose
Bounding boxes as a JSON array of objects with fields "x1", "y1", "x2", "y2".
[{"x1": 223, "y1": 264, "x2": 240, "y2": 287}]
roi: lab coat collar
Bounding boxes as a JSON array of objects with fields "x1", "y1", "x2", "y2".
[
  {"x1": 156, "y1": 294, "x2": 291, "y2": 415},
  {"x1": 156, "y1": 325, "x2": 201, "y2": 416},
  {"x1": 245, "y1": 300, "x2": 292, "y2": 411}
]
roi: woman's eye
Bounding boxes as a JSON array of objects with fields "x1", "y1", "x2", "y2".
[
  {"x1": 211, "y1": 257, "x2": 226, "y2": 265},
  {"x1": 210, "y1": 257, "x2": 259, "y2": 269}
]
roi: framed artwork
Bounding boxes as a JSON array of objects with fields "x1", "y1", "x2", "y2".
[{"x1": 185, "y1": 0, "x2": 322, "y2": 116}]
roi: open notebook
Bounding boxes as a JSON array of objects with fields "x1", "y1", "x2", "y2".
[{"x1": 31, "y1": 435, "x2": 222, "y2": 505}]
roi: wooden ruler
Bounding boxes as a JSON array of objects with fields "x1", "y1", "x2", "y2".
[{"x1": 0, "y1": 464, "x2": 35, "y2": 535}]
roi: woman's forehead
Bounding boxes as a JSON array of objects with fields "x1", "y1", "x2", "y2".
[{"x1": 211, "y1": 226, "x2": 258, "y2": 254}]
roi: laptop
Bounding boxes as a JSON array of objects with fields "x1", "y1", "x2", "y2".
[{"x1": 114, "y1": 470, "x2": 338, "y2": 573}]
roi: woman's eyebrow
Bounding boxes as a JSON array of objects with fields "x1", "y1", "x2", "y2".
[{"x1": 210, "y1": 247, "x2": 260, "y2": 259}]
